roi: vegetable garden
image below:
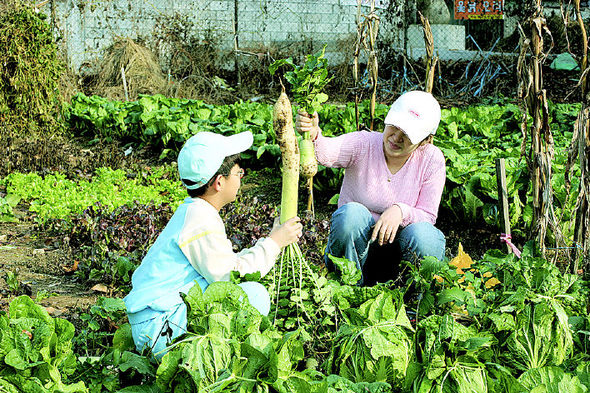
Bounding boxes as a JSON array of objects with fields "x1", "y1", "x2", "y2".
[{"x1": 1, "y1": 1, "x2": 590, "y2": 392}]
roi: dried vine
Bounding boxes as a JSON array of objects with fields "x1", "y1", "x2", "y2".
[
  {"x1": 0, "y1": 0, "x2": 65, "y2": 136},
  {"x1": 566, "y1": 0, "x2": 590, "y2": 271}
]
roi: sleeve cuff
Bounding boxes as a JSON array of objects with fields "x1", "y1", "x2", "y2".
[
  {"x1": 394, "y1": 203, "x2": 411, "y2": 227},
  {"x1": 261, "y1": 237, "x2": 281, "y2": 257},
  {"x1": 313, "y1": 130, "x2": 324, "y2": 143}
]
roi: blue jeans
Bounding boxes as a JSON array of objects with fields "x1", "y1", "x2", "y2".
[{"x1": 324, "y1": 202, "x2": 446, "y2": 286}]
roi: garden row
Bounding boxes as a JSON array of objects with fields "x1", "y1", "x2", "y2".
[
  {"x1": 65, "y1": 93, "x2": 582, "y2": 238},
  {"x1": 0, "y1": 93, "x2": 587, "y2": 393},
  {"x1": 0, "y1": 158, "x2": 588, "y2": 393}
]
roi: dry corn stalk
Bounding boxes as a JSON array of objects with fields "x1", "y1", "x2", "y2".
[
  {"x1": 516, "y1": 1, "x2": 564, "y2": 259},
  {"x1": 566, "y1": 0, "x2": 590, "y2": 271},
  {"x1": 353, "y1": 0, "x2": 379, "y2": 130},
  {"x1": 419, "y1": 11, "x2": 438, "y2": 94}
]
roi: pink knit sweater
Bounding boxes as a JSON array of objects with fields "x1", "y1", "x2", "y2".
[{"x1": 314, "y1": 130, "x2": 446, "y2": 226}]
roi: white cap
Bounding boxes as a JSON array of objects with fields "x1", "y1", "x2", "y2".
[
  {"x1": 384, "y1": 91, "x2": 441, "y2": 145},
  {"x1": 177, "y1": 131, "x2": 253, "y2": 190}
]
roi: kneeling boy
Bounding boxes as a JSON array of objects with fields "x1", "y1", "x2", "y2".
[{"x1": 124, "y1": 131, "x2": 302, "y2": 356}]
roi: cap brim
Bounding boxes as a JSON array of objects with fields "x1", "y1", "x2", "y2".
[
  {"x1": 224, "y1": 131, "x2": 254, "y2": 156},
  {"x1": 384, "y1": 113, "x2": 429, "y2": 145}
]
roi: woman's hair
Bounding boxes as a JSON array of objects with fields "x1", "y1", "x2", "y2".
[
  {"x1": 420, "y1": 135, "x2": 434, "y2": 146},
  {"x1": 184, "y1": 153, "x2": 242, "y2": 198}
]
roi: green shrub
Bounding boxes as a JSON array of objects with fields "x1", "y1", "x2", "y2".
[{"x1": 0, "y1": 1, "x2": 65, "y2": 135}]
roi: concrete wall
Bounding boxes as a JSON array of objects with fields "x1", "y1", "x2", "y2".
[{"x1": 46, "y1": 0, "x2": 403, "y2": 72}]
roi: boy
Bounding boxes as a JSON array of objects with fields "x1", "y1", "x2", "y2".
[{"x1": 124, "y1": 130, "x2": 302, "y2": 356}]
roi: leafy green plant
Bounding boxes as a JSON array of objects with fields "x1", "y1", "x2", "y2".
[
  {"x1": 4, "y1": 271, "x2": 20, "y2": 294},
  {"x1": 0, "y1": 194, "x2": 20, "y2": 222},
  {"x1": 0, "y1": 296, "x2": 87, "y2": 392},
  {"x1": 436, "y1": 101, "x2": 580, "y2": 240},
  {"x1": 150, "y1": 281, "x2": 394, "y2": 393},
  {"x1": 34, "y1": 290, "x2": 58, "y2": 302},
  {"x1": 327, "y1": 291, "x2": 414, "y2": 389},
  {"x1": 73, "y1": 297, "x2": 128, "y2": 357},
  {"x1": 63, "y1": 93, "x2": 580, "y2": 239},
  {"x1": 3, "y1": 166, "x2": 184, "y2": 225},
  {"x1": 269, "y1": 46, "x2": 334, "y2": 115},
  {"x1": 408, "y1": 313, "x2": 494, "y2": 393},
  {"x1": 72, "y1": 323, "x2": 155, "y2": 393}
]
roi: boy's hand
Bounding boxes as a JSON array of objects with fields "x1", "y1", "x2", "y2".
[
  {"x1": 270, "y1": 217, "x2": 303, "y2": 248},
  {"x1": 296, "y1": 111, "x2": 320, "y2": 141}
]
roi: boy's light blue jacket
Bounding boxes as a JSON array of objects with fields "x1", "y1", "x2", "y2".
[
  {"x1": 124, "y1": 199, "x2": 209, "y2": 314},
  {"x1": 124, "y1": 197, "x2": 280, "y2": 315}
]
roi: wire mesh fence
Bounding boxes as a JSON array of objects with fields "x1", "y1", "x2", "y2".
[{"x1": 45, "y1": 0, "x2": 585, "y2": 103}]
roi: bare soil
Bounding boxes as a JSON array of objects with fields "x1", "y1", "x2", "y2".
[{"x1": 0, "y1": 208, "x2": 99, "y2": 318}]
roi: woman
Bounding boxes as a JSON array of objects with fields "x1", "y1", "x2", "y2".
[{"x1": 296, "y1": 90, "x2": 446, "y2": 285}]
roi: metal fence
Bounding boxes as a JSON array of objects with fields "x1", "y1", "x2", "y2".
[{"x1": 46, "y1": 0, "x2": 585, "y2": 101}]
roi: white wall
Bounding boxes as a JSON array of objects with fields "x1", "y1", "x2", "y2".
[{"x1": 45, "y1": 0, "x2": 403, "y2": 72}]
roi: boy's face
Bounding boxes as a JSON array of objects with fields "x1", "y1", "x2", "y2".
[{"x1": 221, "y1": 164, "x2": 245, "y2": 203}]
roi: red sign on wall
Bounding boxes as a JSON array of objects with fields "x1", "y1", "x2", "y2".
[{"x1": 455, "y1": 0, "x2": 504, "y2": 20}]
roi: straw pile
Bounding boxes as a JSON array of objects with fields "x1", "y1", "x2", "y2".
[{"x1": 93, "y1": 38, "x2": 168, "y2": 101}]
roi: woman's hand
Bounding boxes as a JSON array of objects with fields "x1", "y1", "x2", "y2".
[
  {"x1": 269, "y1": 217, "x2": 303, "y2": 248},
  {"x1": 295, "y1": 110, "x2": 321, "y2": 141},
  {"x1": 371, "y1": 205, "x2": 403, "y2": 246}
]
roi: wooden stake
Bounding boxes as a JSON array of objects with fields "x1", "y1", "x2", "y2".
[
  {"x1": 121, "y1": 66, "x2": 129, "y2": 101},
  {"x1": 496, "y1": 158, "x2": 512, "y2": 253}
]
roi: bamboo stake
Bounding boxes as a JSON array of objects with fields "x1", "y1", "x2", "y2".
[{"x1": 121, "y1": 66, "x2": 129, "y2": 101}]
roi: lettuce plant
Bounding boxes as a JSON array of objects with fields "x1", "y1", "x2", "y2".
[{"x1": 0, "y1": 296, "x2": 87, "y2": 392}]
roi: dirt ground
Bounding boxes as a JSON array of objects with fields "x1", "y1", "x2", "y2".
[{"x1": 0, "y1": 207, "x2": 99, "y2": 318}]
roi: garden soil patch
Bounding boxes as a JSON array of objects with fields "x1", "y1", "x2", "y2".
[{"x1": 0, "y1": 207, "x2": 98, "y2": 321}]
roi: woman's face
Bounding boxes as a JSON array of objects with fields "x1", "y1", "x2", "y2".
[{"x1": 382, "y1": 124, "x2": 420, "y2": 162}]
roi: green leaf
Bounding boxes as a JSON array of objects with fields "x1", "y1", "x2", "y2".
[
  {"x1": 487, "y1": 312, "x2": 515, "y2": 332},
  {"x1": 0, "y1": 379, "x2": 19, "y2": 393},
  {"x1": 5, "y1": 348, "x2": 29, "y2": 370},
  {"x1": 576, "y1": 363, "x2": 590, "y2": 391},
  {"x1": 328, "y1": 193, "x2": 340, "y2": 205},
  {"x1": 437, "y1": 288, "x2": 467, "y2": 305},
  {"x1": 155, "y1": 349, "x2": 182, "y2": 390},
  {"x1": 113, "y1": 323, "x2": 135, "y2": 352},
  {"x1": 9, "y1": 296, "x2": 54, "y2": 328},
  {"x1": 5, "y1": 194, "x2": 21, "y2": 208},
  {"x1": 419, "y1": 256, "x2": 447, "y2": 280},
  {"x1": 327, "y1": 254, "x2": 362, "y2": 286},
  {"x1": 119, "y1": 351, "x2": 156, "y2": 376},
  {"x1": 518, "y1": 367, "x2": 587, "y2": 393}
]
